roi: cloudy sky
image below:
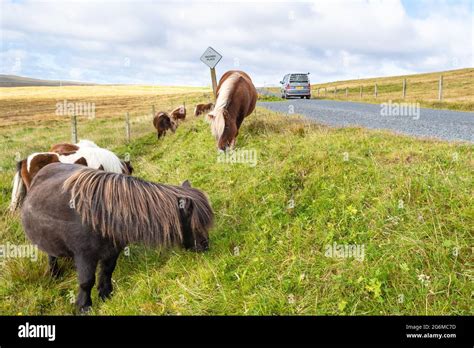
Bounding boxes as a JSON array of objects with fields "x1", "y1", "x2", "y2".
[{"x1": 1, "y1": 0, "x2": 472, "y2": 86}]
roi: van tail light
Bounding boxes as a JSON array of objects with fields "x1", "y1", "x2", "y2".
[
  {"x1": 286, "y1": 84, "x2": 290, "y2": 90},
  {"x1": 308, "y1": 83, "x2": 311, "y2": 89}
]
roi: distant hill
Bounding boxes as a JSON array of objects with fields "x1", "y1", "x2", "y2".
[{"x1": 0, "y1": 74, "x2": 97, "y2": 87}]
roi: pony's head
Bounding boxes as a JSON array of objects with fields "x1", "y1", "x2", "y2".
[
  {"x1": 207, "y1": 109, "x2": 237, "y2": 151},
  {"x1": 179, "y1": 180, "x2": 210, "y2": 252}
]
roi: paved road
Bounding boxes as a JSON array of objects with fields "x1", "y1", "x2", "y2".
[{"x1": 258, "y1": 99, "x2": 474, "y2": 142}]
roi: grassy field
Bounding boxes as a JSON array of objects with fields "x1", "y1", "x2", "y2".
[
  {"x1": 0, "y1": 85, "x2": 211, "y2": 126},
  {"x1": 268, "y1": 68, "x2": 474, "y2": 111},
  {"x1": 0, "y1": 86, "x2": 472, "y2": 315}
]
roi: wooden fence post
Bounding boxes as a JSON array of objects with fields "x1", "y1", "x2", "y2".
[
  {"x1": 324, "y1": 87, "x2": 327, "y2": 96},
  {"x1": 210, "y1": 67, "x2": 218, "y2": 100},
  {"x1": 345, "y1": 87, "x2": 348, "y2": 97},
  {"x1": 374, "y1": 83, "x2": 378, "y2": 98},
  {"x1": 151, "y1": 105, "x2": 155, "y2": 117},
  {"x1": 334, "y1": 86, "x2": 337, "y2": 97},
  {"x1": 317, "y1": 88, "x2": 320, "y2": 97},
  {"x1": 71, "y1": 114, "x2": 78, "y2": 144},
  {"x1": 125, "y1": 112, "x2": 130, "y2": 143},
  {"x1": 438, "y1": 75, "x2": 443, "y2": 101},
  {"x1": 402, "y1": 79, "x2": 407, "y2": 99},
  {"x1": 360, "y1": 86, "x2": 363, "y2": 99}
]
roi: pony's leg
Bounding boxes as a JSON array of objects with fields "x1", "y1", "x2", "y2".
[
  {"x1": 230, "y1": 137, "x2": 237, "y2": 150},
  {"x1": 97, "y1": 250, "x2": 121, "y2": 300},
  {"x1": 48, "y1": 255, "x2": 61, "y2": 278},
  {"x1": 74, "y1": 254, "x2": 98, "y2": 312}
]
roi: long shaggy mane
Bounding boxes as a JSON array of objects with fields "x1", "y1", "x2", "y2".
[{"x1": 63, "y1": 168, "x2": 213, "y2": 247}]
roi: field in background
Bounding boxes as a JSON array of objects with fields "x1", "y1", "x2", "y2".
[
  {"x1": 0, "y1": 85, "x2": 212, "y2": 126},
  {"x1": 266, "y1": 68, "x2": 473, "y2": 111},
  {"x1": 0, "y1": 86, "x2": 472, "y2": 315}
]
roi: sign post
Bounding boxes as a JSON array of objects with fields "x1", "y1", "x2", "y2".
[{"x1": 200, "y1": 47, "x2": 222, "y2": 99}]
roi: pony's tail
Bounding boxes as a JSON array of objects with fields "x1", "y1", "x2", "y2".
[{"x1": 10, "y1": 166, "x2": 26, "y2": 212}]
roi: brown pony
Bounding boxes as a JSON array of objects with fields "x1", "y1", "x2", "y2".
[
  {"x1": 170, "y1": 105, "x2": 186, "y2": 122},
  {"x1": 153, "y1": 112, "x2": 177, "y2": 138},
  {"x1": 194, "y1": 102, "x2": 214, "y2": 117},
  {"x1": 207, "y1": 70, "x2": 257, "y2": 151}
]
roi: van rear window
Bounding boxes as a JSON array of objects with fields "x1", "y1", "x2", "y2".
[{"x1": 289, "y1": 74, "x2": 309, "y2": 83}]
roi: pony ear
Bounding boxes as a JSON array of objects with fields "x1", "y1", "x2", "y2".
[
  {"x1": 125, "y1": 161, "x2": 134, "y2": 175},
  {"x1": 181, "y1": 180, "x2": 192, "y2": 188},
  {"x1": 74, "y1": 157, "x2": 88, "y2": 166},
  {"x1": 207, "y1": 113, "x2": 215, "y2": 121}
]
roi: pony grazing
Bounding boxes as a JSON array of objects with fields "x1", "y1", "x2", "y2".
[
  {"x1": 207, "y1": 70, "x2": 257, "y2": 151},
  {"x1": 21, "y1": 163, "x2": 213, "y2": 312},
  {"x1": 9, "y1": 140, "x2": 131, "y2": 212},
  {"x1": 153, "y1": 111, "x2": 177, "y2": 138},
  {"x1": 194, "y1": 102, "x2": 214, "y2": 117},
  {"x1": 170, "y1": 105, "x2": 186, "y2": 121}
]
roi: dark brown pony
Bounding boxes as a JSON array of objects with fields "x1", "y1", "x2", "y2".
[
  {"x1": 207, "y1": 70, "x2": 257, "y2": 150},
  {"x1": 153, "y1": 112, "x2": 177, "y2": 138},
  {"x1": 194, "y1": 102, "x2": 214, "y2": 117},
  {"x1": 21, "y1": 163, "x2": 213, "y2": 312},
  {"x1": 170, "y1": 105, "x2": 186, "y2": 122}
]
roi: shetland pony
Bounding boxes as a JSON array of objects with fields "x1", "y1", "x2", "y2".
[
  {"x1": 153, "y1": 112, "x2": 177, "y2": 138},
  {"x1": 21, "y1": 163, "x2": 213, "y2": 312},
  {"x1": 194, "y1": 102, "x2": 214, "y2": 117},
  {"x1": 50, "y1": 140, "x2": 134, "y2": 175},
  {"x1": 207, "y1": 70, "x2": 257, "y2": 151},
  {"x1": 170, "y1": 105, "x2": 186, "y2": 121},
  {"x1": 9, "y1": 140, "x2": 131, "y2": 211}
]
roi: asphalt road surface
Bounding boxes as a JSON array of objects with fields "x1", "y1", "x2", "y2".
[{"x1": 258, "y1": 99, "x2": 474, "y2": 142}]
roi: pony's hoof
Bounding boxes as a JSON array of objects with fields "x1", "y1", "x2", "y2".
[
  {"x1": 98, "y1": 289, "x2": 113, "y2": 301},
  {"x1": 77, "y1": 305, "x2": 92, "y2": 314}
]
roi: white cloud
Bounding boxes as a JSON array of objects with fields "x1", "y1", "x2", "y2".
[{"x1": 0, "y1": 0, "x2": 472, "y2": 85}]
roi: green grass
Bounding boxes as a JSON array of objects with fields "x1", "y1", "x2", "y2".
[{"x1": 0, "y1": 102, "x2": 472, "y2": 315}]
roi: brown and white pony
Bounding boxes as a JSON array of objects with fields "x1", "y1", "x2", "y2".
[
  {"x1": 170, "y1": 105, "x2": 186, "y2": 122},
  {"x1": 10, "y1": 140, "x2": 132, "y2": 211},
  {"x1": 153, "y1": 112, "x2": 177, "y2": 138},
  {"x1": 194, "y1": 102, "x2": 214, "y2": 117},
  {"x1": 207, "y1": 70, "x2": 257, "y2": 151}
]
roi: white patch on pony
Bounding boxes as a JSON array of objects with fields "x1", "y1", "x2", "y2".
[
  {"x1": 76, "y1": 139, "x2": 99, "y2": 148},
  {"x1": 26, "y1": 152, "x2": 58, "y2": 172},
  {"x1": 59, "y1": 147, "x2": 124, "y2": 173},
  {"x1": 210, "y1": 73, "x2": 241, "y2": 140},
  {"x1": 10, "y1": 170, "x2": 25, "y2": 211}
]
